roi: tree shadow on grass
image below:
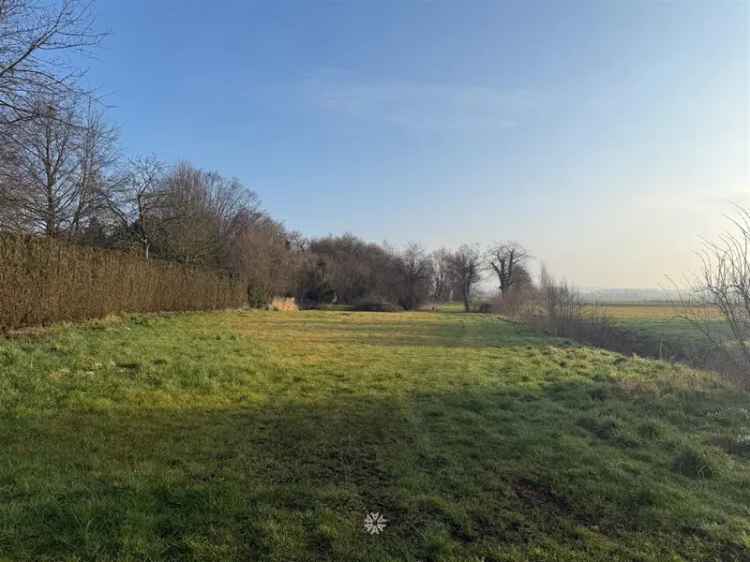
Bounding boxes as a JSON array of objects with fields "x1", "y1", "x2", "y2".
[{"x1": 2, "y1": 380, "x2": 749, "y2": 562}]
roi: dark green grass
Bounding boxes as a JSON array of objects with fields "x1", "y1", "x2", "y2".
[{"x1": 0, "y1": 310, "x2": 748, "y2": 561}]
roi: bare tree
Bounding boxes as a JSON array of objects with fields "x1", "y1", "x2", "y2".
[
  {"x1": 226, "y1": 209, "x2": 295, "y2": 306},
  {"x1": 487, "y1": 242, "x2": 529, "y2": 298},
  {"x1": 394, "y1": 243, "x2": 432, "y2": 310},
  {"x1": 430, "y1": 247, "x2": 452, "y2": 309},
  {"x1": 68, "y1": 101, "x2": 118, "y2": 237},
  {"x1": 155, "y1": 162, "x2": 259, "y2": 267},
  {"x1": 538, "y1": 264, "x2": 584, "y2": 336},
  {"x1": 107, "y1": 155, "x2": 166, "y2": 259},
  {"x1": 447, "y1": 244, "x2": 482, "y2": 312},
  {"x1": 0, "y1": 97, "x2": 117, "y2": 237},
  {"x1": 0, "y1": 0, "x2": 103, "y2": 127},
  {"x1": 0, "y1": 101, "x2": 76, "y2": 235},
  {"x1": 684, "y1": 206, "x2": 750, "y2": 377},
  {"x1": 0, "y1": 131, "x2": 24, "y2": 231},
  {"x1": 308, "y1": 234, "x2": 396, "y2": 305}
]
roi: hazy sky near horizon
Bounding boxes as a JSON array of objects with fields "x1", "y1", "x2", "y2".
[{"x1": 85, "y1": 0, "x2": 747, "y2": 288}]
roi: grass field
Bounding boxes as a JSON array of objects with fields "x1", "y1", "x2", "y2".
[
  {"x1": 1, "y1": 310, "x2": 749, "y2": 561},
  {"x1": 595, "y1": 304, "x2": 729, "y2": 360}
]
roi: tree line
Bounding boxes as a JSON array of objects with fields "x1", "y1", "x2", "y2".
[
  {"x1": 1, "y1": 0, "x2": 746, "y2": 388},
  {"x1": 0, "y1": 0, "x2": 539, "y2": 312}
]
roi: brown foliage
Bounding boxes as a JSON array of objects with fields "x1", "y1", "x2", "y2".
[
  {"x1": 0, "y1": 234, "x2": 245, "y2": 331},
  {"x1": 268, "y1": 297, "x2": 298, "y2": 311}
]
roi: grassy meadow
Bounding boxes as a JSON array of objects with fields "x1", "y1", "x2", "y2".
[
  {"x1": 595, "y1": 304, "x2": 729, "y2": 360},
  {"x1": 1, "y1": 309, "x2": 749, "y2": 561}
]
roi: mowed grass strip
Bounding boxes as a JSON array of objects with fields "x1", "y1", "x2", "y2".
[{"x1": 0, "y1": 310, "x2": 748, "y2": 561}]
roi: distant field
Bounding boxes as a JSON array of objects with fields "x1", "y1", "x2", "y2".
[
  {"x1": 594, "y1": 303, "x2": 721, "y2": 321},
  {"x1": 595, "y1": 303, "x2": 708, "y2": 319},
  {"x1": 594, "y1": 304, "x2": 728, "y2": 359},
  {"x1": 1, "y1": 310, "x2": 748, "y2": 561}
]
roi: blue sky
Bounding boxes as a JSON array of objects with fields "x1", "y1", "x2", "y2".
[{"x1": 85, "y1": 0, "x2": 747, "y2": 288}]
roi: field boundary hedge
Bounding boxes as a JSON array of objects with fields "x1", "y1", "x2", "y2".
[{"x1": 0, "y1": 235, "x2": 246, "y2": 331}]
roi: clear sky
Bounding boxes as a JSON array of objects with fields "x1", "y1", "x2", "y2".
[{"x1": 84, "y1": 0, "x2": 748, "y2": 288}]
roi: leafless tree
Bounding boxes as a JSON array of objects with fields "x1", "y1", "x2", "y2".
[
  {"x1": 155, "y1": 162, "x2": 259, "y2": 267},
  {"x1": 107, "y1": 155, "x2": 166, "y2": 259},
  {"x1": 395, "y1": 243, "x2": 432, "y2": 310},
  {"x1": 447, "y1": 244, "x2": 482, "y2": 312},
  {"x1": 68, "y1": 101, "x2": 118, "y2": 237},
  {"x1": 226, "y1": 209, "x2": 295, "y2": 306},
  {"x1": 308, "y1": 234, "x2": 395, "y2": 305},
  {"x1": 0, "y1": 0, "x2": 103, "y2": 127},
  {"x1": 492, "y1": 263, "x2": 535, "y2": 316},
  {"x1": 0, "y1": 97, "x2": 117, "y2": 237},
  {"x1": 0, "y1": 131, "x2": 23, "y2": 231},
  {"x1": 538, "y1": 265, "x2": 584, "y2": 336},
  {"x1": 0, "y1": 100, "x2": 76, "y2": 235},
  {"x1": 681, "y1": 206, "x2": 750, "y2": 378},
  {"x1": 487, "y1": 242, "x2": 530, "y2": 298},
  {"x1": 430, "y1": 247, "x2": 452, "y2": 308}
]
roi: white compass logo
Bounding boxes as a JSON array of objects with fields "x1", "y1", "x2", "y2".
[{"x1": 363, "y1": 512, "x2": 388, "y2": 535}]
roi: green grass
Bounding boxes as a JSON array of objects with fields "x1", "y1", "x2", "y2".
[
  {"x1": 1, "y1": 310, "x2": 749, "y2": 561},
  {"x1": 434, "y1": 302, "x2": 467, "y2": 313},
  {"x1": 596, "y1": 304, "x2": 731, "y2": 360}
]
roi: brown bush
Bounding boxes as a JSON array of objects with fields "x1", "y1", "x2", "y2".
[
  {"x1": 0, "y1": 235, "x2": 246, "y2": 331},
  {"x1": 268, "y1": 297, "x2": 298, "y2": 311}
]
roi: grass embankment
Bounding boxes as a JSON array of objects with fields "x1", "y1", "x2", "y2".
[{"x1": 0, "y1": 310, "x2": 748, "y2": 561}]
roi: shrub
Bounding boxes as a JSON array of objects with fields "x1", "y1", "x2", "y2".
[
  {"x1": 269, "y1": 297, "x2": 298, "y2": 311},
  {"x1": 0, "y1": 235, "x2": 246, "y2": 331},
  {"x1": 517, "y1": 269, "x2": 679, "y2": 363},
  {"x1": 351, "y1": 297, "x2": 403, "y2": 313},
  {"x1": 247, "y1": 286, "x2": 271, "y2": 309}
]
